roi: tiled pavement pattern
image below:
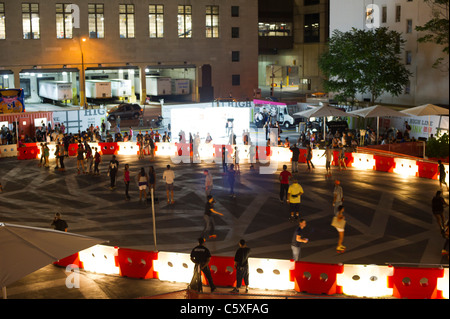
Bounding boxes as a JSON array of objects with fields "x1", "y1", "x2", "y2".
[{"x1": 1, "y1": 153, "x2": 448, "y2": 268}]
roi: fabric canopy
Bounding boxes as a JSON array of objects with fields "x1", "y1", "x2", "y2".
[
  {"x1": 400, "y1": 104, "x2": 449, "y2": 116},
  {"x1": 293, "y1": 105, "x2": 358, "y2": 118},
  {"x1": 0, "y1": 222, "x2": 106, "y2": 288},
  {"x1": 347, "y1": 105, "x2": 408, "y2": 118}
]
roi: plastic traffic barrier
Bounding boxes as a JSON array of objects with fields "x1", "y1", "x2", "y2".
[
  {"x1": 17, "y1": 145, "x2": 39, "y2": 160},
  {"x1": 374, "y1": 155, "x2": 395, "y2": 173},
  {"x1": 98, "y1": 142, "x2": 118, "y2": 155},
  {"x1": 417, "y1": 161, "x2": 438, "y2": 180},
  {"x1": 207, "y1": 256, "x2": 236, "y2": 287},
  {"x1": 387, "y1": 266, "x2": 446, "y2": 299},
  {"x1": 291, "y1": 261, "x2": 344, "y2": 295},
  {"x1": 117, "y1": 248, "x2": 158, "y2": 279},
  {"x1": 53, "y1": 252, "x2": 82, "y2": 268}
]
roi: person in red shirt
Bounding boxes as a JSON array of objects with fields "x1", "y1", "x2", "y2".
[{"x1": 279, "y1": 165, "x2": 292, "y2": 203}]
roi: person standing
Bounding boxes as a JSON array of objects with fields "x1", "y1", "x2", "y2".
[
  {"x1": 124, "y1": 164, "x2": 131, "y2": 201},
  {"x1": 231, "y1": 239, "x2": 250, "y2": 293},
  {"x1": 305, "y1": 144, "x2": 315, "y2": 172},
  {"x1": 43, "y1": 143, "x2": 50, "y2": 168},
  {"x1": 76, "y1": 143, "x2": 86, "y2": 175},
  {"x1": 190, "y1": 238, "x2": 216, "y2": 293},
  {"x1": 338, "y1": 143, "x2": 347, "y2": 170},
  {"x1": 321, "y1": 145, "x2": 333, "y2": 177},
  {"x1": 291, "y1": 219, "x2": 308, "y2": 261},
  {"x1": 332, "y1": 205, "x2": 346, "y2": 251},
  {"x1": 148, "y1": 166, "x2": 156, "y2": 195},
  {"x1": 333, "y1": 180, "x2": 344, "y2": 216},
  {"x1": 202, "y1": 195, "x2": 224, "y2": 240},
  {"x1": 108, "y1": 155, "x2": 119, "y2": 190},
  {"x1": 58, "y1": 142, "x2": 66, "y2": 172},
  {"x1": 289, "y1": 143, "x2": 300, "y2": 173},
  {"x1": 438, "y1": 160, "x2": 449, "y2": 191},
  {"x1": 163, "y1": 164, "x2": 175, "y2": 204},
  {"x1": 51, "y1": 212, "x2": 68, "y2": 232},
  {"x1": 279, "y1": 164, "x2": 292, "y2": 203},
  {"x1": 432, "y1": 190, "x2": 448, "y2": 230},
  {"x1": 228, "y1": 164, "x2": 237, "y2": 198},
  {"x1": 204, "y1": 169, "x2": 213, "y2": 197},
  {"x1": 93, "y1": 147, "x2": 101, "y2": 175},
  {"x1": 287, "y1": 177, "x2": 304, "y2": 220},
  {"x1": 137, "y1": 167, "x2": 149, "y2": 203}
]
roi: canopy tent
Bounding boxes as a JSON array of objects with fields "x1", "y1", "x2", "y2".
[
  {"x1": 348, "y1": 105, "x2": 408, "y2": 144},
  {"x1": 293, "y1": 104, "x2": 357, "y2": 137},
  {"x1": 0, "y1": 222, "x2": 107, "y2": 299},
  {"x1": 401, "y1": 104, "x2": 449, "y2": 138}
]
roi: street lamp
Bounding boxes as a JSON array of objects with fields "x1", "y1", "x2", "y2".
[{"x1": 79, "y1": 37, "x2": 87, "y2": 108}]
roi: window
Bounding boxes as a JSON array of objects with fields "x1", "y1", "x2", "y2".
[
  {"x1": 231, "y1": 27, "x2": 239, "y2": 38},
  {"x1": 88, "y1": 4, "x2": 104, "y2": 38},
  {"x1": 231, "y1": 6, "x2": 239, "y2": 17},
  {"x1": 56, "y1": 3, "x2": 73, "y2": 39},
  {"x1": 406, "y1": 19, "x2": 412, "y2": 33},
  {"x1": 304, "y1": 14, "x2": 319, "y2": 43},
  {"x1": 119, "y1": 4, "x2": 135, "y2": 38},
  {"x1": 206, "y1": 5, "x2": 219, "y2": 38},
  {"x1": 304, "y1": 0, "x2": 320, "y2": 5},
  {"x1": 404, "y1": 80, "x2": 411, "y2": 95},
  {"x1": 405, "y1": 51, "x2": 412, "y2": 65},
  {"x1": 178, "y1": 5, "x2": 192, "y2": 38},
  {"x1": 149, "y1": 5, "x2": 164, "y2": 38},
  {"x1": 259, "y1": 22, "x2": 292, "y2": 36},
  {"x1": 231, "y1": 51, "x2": 240, "y2": 62},
  {"x1": 232, "y1": 74, "x2": 240, "y2": 86},
  {"x1": 22, "y1": 3, "x2": 40, "y2": 39},
  {"x1": 0, "y1": 3, "x2": 6, "y2": 39},
  {"x1": 382, "y1": 6, "x2": 387, "y2": 23},
  {"x1": 395, "y1": 5, "x2": 401, "y2": 22}
]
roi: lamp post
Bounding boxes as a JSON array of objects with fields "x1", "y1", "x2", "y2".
[{"x1": 79, "y1": 37, "x2": 87, "y2": 108}]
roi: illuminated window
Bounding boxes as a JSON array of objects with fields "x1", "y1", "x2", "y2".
[
  {"x1": 119, "y1": 4, "x2": 135, "y2": 38},
  {"x1": 178, "y1": 5, "x2": 192, "y2": 38},
  {"x1": 206, "y1": 5, "x2": 219, "y2": 38},
  {"x1": 22, "y1": 3, "x2": 40, "y2": 39},
  {"x1": 88, "y1": 4, "x2": 104, "y2": 38},
  {"x1": 304, "y1": 13, "x2": 319, "y2": 43},
  {"x1": 0, "y1": 3, "x2": 6, "y2": 40},
  {"x1": 149, "y1": 5, "x2": 164, "y2": 38},
  {"x1": 56, "y1": 3, "x2": 72, "y2": 39},
  {"x1": 258, "y1": 22, "x2": 292, "y2": 37}
]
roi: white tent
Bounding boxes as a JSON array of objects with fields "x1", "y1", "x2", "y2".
[
  {"x1": 401, "y1": 104, "x2": 449, "y2": 138},
  {"x1": 348, "y1": 105, "x2": 408, "y2": 144},
  {"x1": 293, "y1": 104, "x2": 357, "y2": 137},
  {"x1": 0, "y1": 222, "x2": 106, "y2": 299}
]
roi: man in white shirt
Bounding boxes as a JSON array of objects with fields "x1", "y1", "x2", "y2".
[{"x1": 163, "y1": 164, "x2": 175, "y2": 204}]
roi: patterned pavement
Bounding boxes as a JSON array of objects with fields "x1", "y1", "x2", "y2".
[{"x1": 1, "y1": 151, "x2": 448, "y2": 268}]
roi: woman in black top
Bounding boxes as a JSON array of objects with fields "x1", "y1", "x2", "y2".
[{"x1": 432, "y1": 190, "x2": 448, "y2": 230}]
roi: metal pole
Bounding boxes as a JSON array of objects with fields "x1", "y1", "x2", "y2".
[
  {"x1": 151, "y1": 188, "x2": 157, "y2": 252},
  {"x1": 2, "y1": 286, "x2": 7, "y2": 299}
]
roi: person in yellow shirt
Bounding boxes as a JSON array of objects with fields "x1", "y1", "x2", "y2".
[{"x1": 287, "y1": 177, "x2": 304, "y2": 221}]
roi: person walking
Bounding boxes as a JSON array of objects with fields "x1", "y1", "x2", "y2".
[
  {"x1": 43, "y1": 143, "x2": 50, "y2": 168},
  {"x1": 305, "y1": 144, "x2": 315, "y2": 172},
  {"x1": 76, "y1": 143, "x2": 86, "y2": 175},
  {"x1": 202, "y1": 195, "x2": 224, "y2": 240},
  {"x1": 279, "y1": 164, "x2": 292, "y2": 203},
  {"x1": 231, "y1": 239, "x2": 250, "y2": 293},
  {"x1": 137, "y1": 167, "x2": 149, "y2": 203},
  {"x1": 148, "y1": 166, "x2": 156, "y2": 195},
  {"x1": 51, "y1": 212, "x2": 68, "y2": 232},
  {"x1": 108, "y1": 155, "x2": 119, "y2": 190},
  {"x1": 287, "y1": 177, "x2": 304, "y2": 220},
  {"x1": 332, "y1": 205, "x2": 346, "y2": 252},
  {"x1": 321, "y1": 145, "x2": 333, "y2": 177},
  {"x1": 204, "y1": 169, "x2": 213, "y2": 197},
  {"x1": 163, "y1": 164, "x2": 175, "y2": 204},
  {"x1": 228, "y1": 164, "x2": 237, "y2": 198},
  {"x1": 291, "y1": 219, "x2": 308, "y2": 261},
  {"x1": 124, "y1": 164, "x2": 131, "y2": 201},
  {"x1": 333, "y1": 180, "x2": 344, "y2": 216},
  {"x1": 189, "y1": 238, "x2": 216, "y2": 293},
  {"x1": 289, "y1": 143, "x2": 300, "y2": 173},
  {"x1": 93, "y1": 147, "x2": 101, "y2": 175},
  {"x1": 438, "y1": 160, "x2": 449, "y2": 191},
  {"x1": 432, "y1": 190, "x2": 448, "y2": 230},
  {"x1": 338, "y1": 143, "x2": 347, "y2": 170}
]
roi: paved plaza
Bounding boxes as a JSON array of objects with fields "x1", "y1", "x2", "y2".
[{"x1": 0, "y1": 141, "x2": 449, "y2": 299}]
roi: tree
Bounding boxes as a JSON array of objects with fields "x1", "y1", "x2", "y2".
[
  {"x1": 319, "y1": 27, "x2": 412, "y2": 105},
  {"x1": 415, "y1": 0, "x2": 449, "y2": 70}
]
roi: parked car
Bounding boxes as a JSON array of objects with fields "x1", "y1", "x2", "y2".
[{"x1": 107, "y1": 103, "x2": 143, "y2": 121}]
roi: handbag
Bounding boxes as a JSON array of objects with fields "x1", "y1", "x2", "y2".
[{"x1": 331, "y1": 216, "x2": 346, "y2": 228}]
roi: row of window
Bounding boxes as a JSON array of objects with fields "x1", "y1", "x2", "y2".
[{"x1": 0, "y1": 3, "x2": 241, "y2": 40}]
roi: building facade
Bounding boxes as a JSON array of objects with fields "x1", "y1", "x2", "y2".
[
  {"x1": 258, "y1": 0, "x2": 329, "y2": 94},
  {"x1": 330, "y1": 0, "x2": 449, "y2": 106},
  {"x1": 0, "y1": 0, "x2": 258, "y2": 105}
]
